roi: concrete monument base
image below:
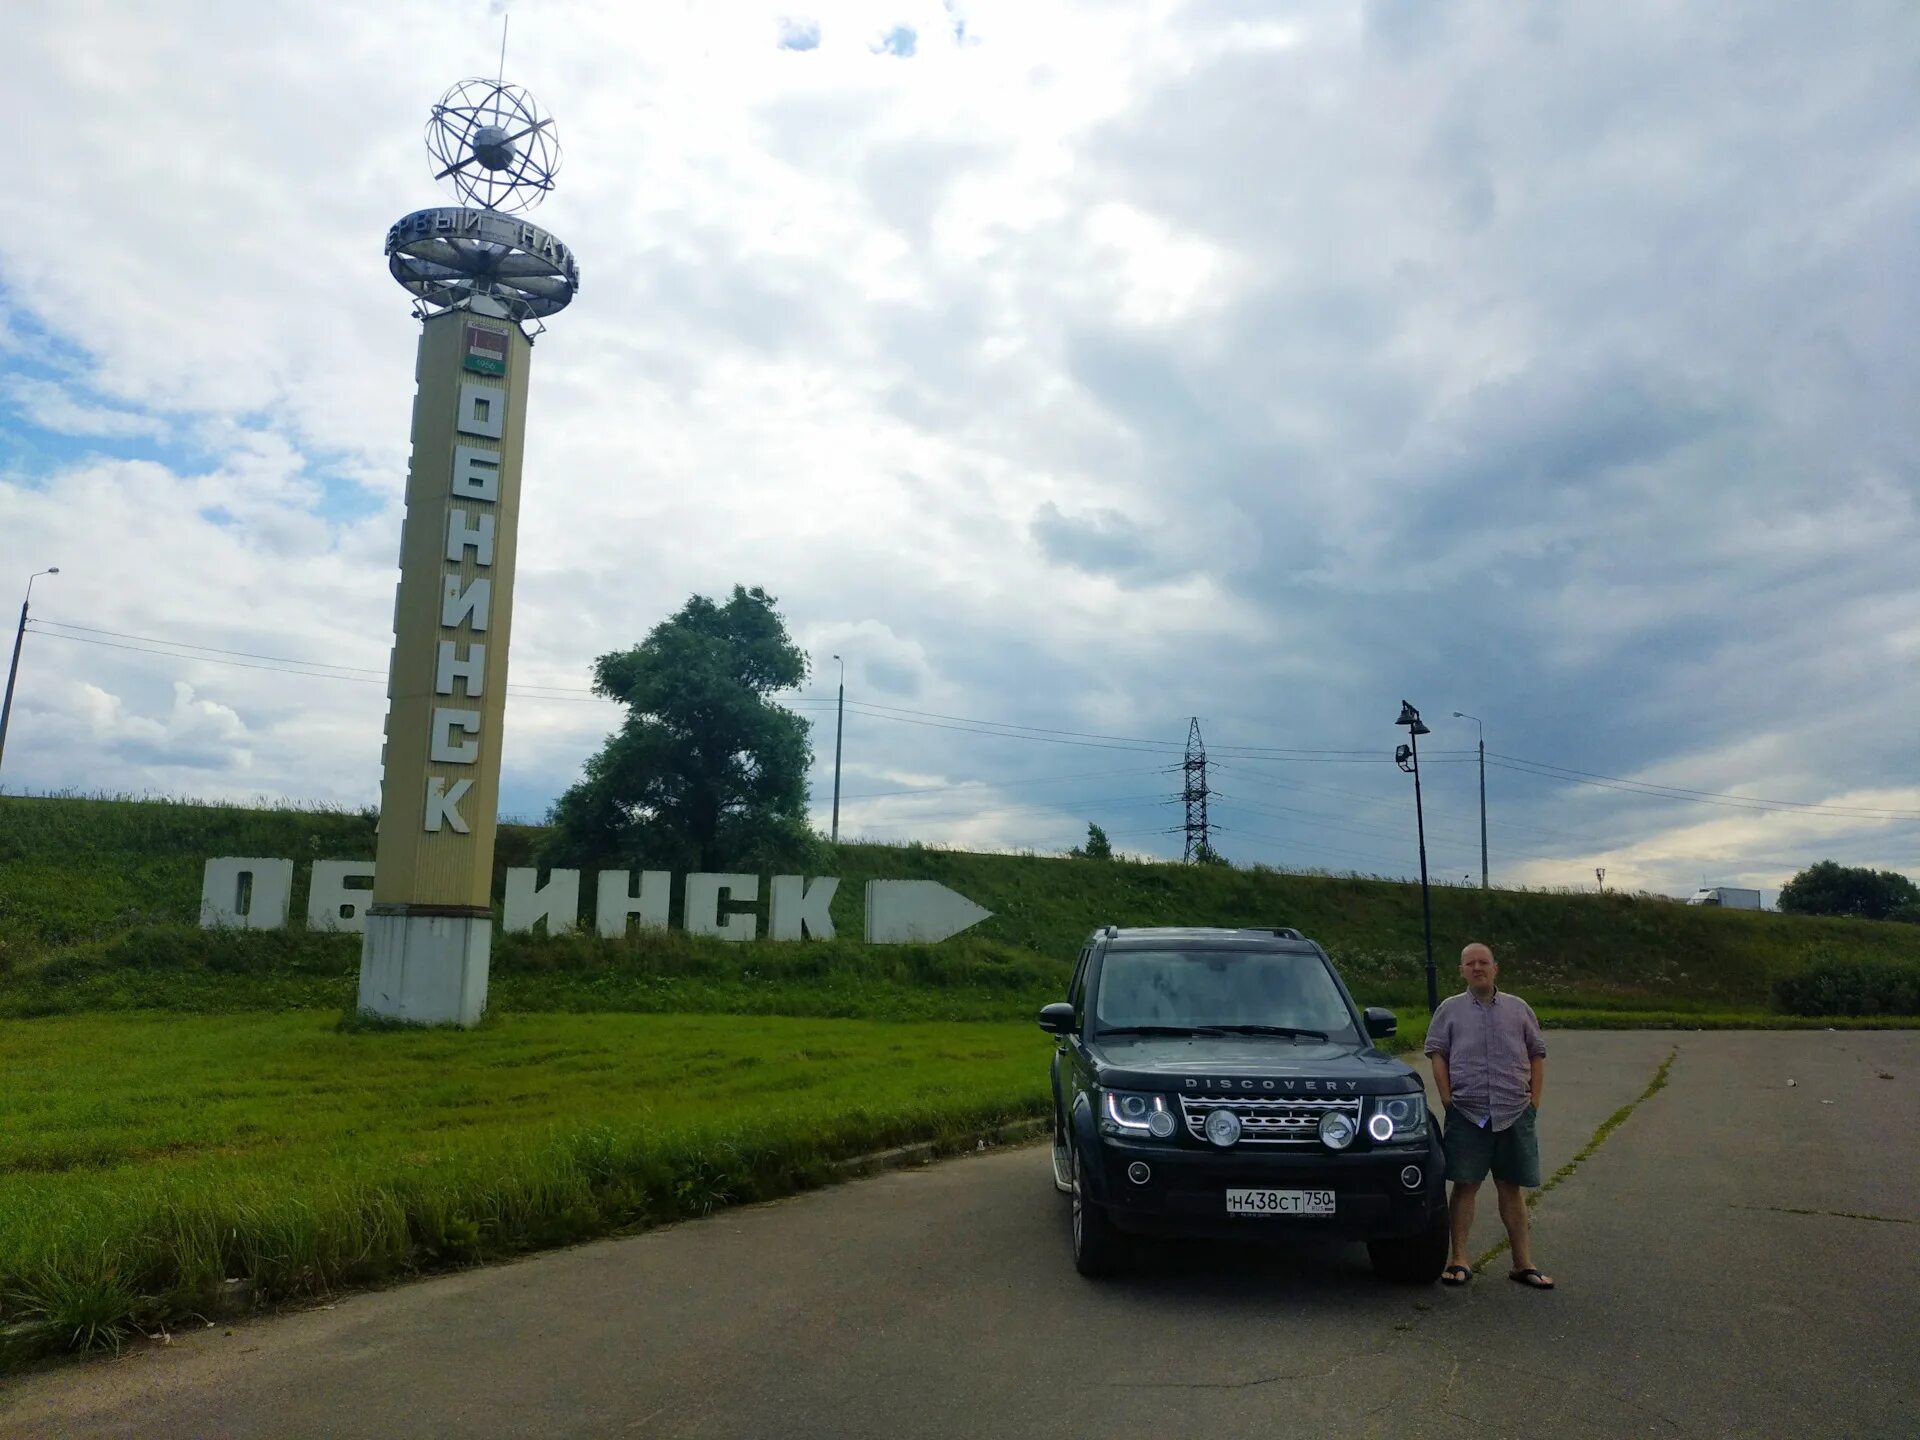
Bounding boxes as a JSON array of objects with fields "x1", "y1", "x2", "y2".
[{"x1": 358, "y1": 907, "x2": 490, "y2": 1026}]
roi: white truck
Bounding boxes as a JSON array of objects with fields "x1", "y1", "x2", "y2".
[{"x1": 1688, "y1": 887, "x2": 1762, "y2": 910}]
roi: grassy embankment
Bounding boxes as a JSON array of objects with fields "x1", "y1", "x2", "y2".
[
  {"x1": 3, "y1": 793, "x2": 1917, "y2": 1366},
  {"x1": 9, "y1": 793, "x2": 1920, "y2": 1023}
]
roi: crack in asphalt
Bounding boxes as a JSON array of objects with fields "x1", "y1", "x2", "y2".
[
  {"x1": 1113, "y1": 1339, "x2": 1398, "y2": 1391},
  {"x1": 1737, "y1": 1204, "x2": 1918, "y2": 1226},
  {"x1": 1496, "y1": 1358, "x2": 1687, "y2": 1433},
  {"x1": 1472, "y1": 1045, "x2": 1679, "y2": 1273}
]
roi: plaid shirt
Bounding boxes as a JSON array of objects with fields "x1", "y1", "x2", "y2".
[{"x1": 1424, "y1": 987, "x2": 1546, "y2": 1131}]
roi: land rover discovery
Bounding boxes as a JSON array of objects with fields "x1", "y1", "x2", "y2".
[{"x1": 1040, "y1": 925, "x2": 1449, "y2": 1281}]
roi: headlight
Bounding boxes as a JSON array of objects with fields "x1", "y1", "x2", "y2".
[
  {"x1": 1366, "y1": 1092, "x2": 1428, "y2": 1142},
  {"x1": 1204, "y1": 1108, "x2": 1242, "y2": 1148},
  {"x1": 1100, "y1": 1089, "x2": 1176, "y2": 1139},
  {"x1": 1319, "y1": 1110, "x2": 1356, "y2": 1150}
]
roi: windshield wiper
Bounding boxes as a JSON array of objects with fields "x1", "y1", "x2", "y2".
[
  {"x1": 1206, "y1": 1024, "x2": 1329, "y2": 1040},
  {"x1": 1094, "y1": 1025, "x2": 1220, "y2": 1038}
]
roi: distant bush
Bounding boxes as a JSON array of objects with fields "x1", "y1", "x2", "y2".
[{"x1": 1773, "y1": 953, "x2": 1920, "y2": 1016}]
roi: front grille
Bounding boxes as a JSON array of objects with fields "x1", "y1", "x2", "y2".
[{"x1": 1179, "y1": 1093, "x2": 1362, "y2": 1146}]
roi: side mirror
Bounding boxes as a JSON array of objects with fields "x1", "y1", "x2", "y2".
[
  {"x1": 1363, "y1": 1007, "x2": 1397, "y2": 1040},
  {"x1": 1037, "y1": 1002, "x2": 1077, "y2": 1035}
]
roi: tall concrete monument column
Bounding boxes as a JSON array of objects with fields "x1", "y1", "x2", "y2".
[{"x1": 360, "y1": 75, "x2": 580, "y2": 1025}]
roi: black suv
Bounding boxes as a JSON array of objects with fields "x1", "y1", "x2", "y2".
[{"x1": 1040, "y1": 925, "x2": 1448, "y2": 1281}]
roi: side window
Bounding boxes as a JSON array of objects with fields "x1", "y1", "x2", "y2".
[{"x1": 1068, "y1": 947, "x2": 1091, "y2": 1008}]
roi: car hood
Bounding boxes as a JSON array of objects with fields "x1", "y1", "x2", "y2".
[{"x1": 1086, "y1": 1034, "x2": 1420, "y2": 1096}]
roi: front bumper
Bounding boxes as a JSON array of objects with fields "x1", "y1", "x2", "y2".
[{"x1": 1091, "y1": 1134, "x2": 1445, "y2": 1241}]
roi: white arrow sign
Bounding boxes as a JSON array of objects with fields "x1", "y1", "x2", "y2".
[{"x1": 864, "y1": 880, "x2": 994, "y2": 945}]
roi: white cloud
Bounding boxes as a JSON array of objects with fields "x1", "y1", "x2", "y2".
[
  {"x1": 0, "y1": 0, "x2": 1915, "y2": 898},
  {"x1": 1, "y1": 376, "x2": 170, "y2": 440},
  {"x1": 70, "y1": 680, "x2": 252, "y2": 773}
]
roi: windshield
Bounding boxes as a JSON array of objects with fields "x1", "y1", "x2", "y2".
[{"x1": 1094, "y1": 948, "x2": 1357, "y2": 1040}]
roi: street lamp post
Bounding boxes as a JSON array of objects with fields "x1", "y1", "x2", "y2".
[
  {"x1": 830, "y1": 654, "x2": 845, "y2": 844},
  {"x1": 1395, "y1": 700, "x2": 1438, "y2": 1013},
  {"x1": 0, "y1": 567, "x2": 60, "y2": 782},
  {"x1": 1453, "y1": 711, "x2": 1487, "y2": 889}
]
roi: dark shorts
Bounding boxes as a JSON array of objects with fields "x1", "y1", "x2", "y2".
[{"x1": 1442, "y1": 1104, "x2": 1541, "y2": 1187}]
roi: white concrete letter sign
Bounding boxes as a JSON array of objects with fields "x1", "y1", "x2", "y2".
[
  {"x1": 197, "y1": 859, "x2": 991, "y2": 946},
  {"x1": 769, "y1": 875, "x2": 838, "y2": 941},
  {"x1": 307, "y1": 860, "x2": 377, "y2": 933},
  {"x1": 199, "y1": 857, "x2": 295, "y2": 930},
  {"x1": 451, "y1": 445, "x2": 501, "y2": 502},
  {"x1": 503, "y1": 868, "x2": 581, "y2": 935},
  {"x1": 864, "y1": 881, "x2": 993, "y2": 945},
  {"x1": 596, "y1": 870, "x2": 670, "y2": 938},
  {"x1": 686, "y1": 873, "x2": 760, "y2": 942}
]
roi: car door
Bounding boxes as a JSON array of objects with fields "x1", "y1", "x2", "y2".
[
  {"x1": 1064, "y1": 944, "x2": 1101, "y2": 1132},
  {"x1": 1053, "y1": 944, "x2": 1091, "y2": 1127}
]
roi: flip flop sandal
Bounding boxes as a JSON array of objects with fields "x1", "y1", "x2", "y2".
[
  {"x1": 1509, "y1": 1268, "x2": 1555, "y2": 1290},
  {"x1": 1441, "y1": 1265, "x2": 1472, "y2": 1286}
]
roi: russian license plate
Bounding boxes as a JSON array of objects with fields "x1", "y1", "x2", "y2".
[{"x1": 1225, "y1": 1188, "x2": 1335, "y2": 1217}]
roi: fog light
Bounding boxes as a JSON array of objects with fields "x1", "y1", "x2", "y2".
[
  {"x1": 1205, "y1": 1108, "x2": 1242, "y2": 1148},
  {"x1": 1319, "y1": 1110, "x2": 1356, "y2": 1151},
  {"x1": 1367, "y1": 1113, "x2": 1394, "y2": 1142},
  {"x1": 1127, "y1": 1161, "x2": 1151, "y2": 1185},
  {"x1": 1400, "y1": 1165, "x2": 1423, "y2": 1190}
]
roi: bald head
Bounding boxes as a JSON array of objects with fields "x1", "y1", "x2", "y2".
[{"x1": 1459, "y1": 942, "x2": 1498, "y2": 997}]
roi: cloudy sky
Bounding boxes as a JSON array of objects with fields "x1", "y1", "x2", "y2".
[{"x1": 3, "y1": 0, "x2": 1917, "y2": 901}]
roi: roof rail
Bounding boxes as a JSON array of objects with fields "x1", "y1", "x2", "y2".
[{"x1": 1268, "y1": 927, "x2": 1304, "y2": 940}]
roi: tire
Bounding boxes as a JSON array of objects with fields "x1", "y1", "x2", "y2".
[
  {"x1": 1367, "y1": 1210, "x2": 1449, "y2": 1285},
  {"x1": 1069, "y1": 1144, "x2": 1126, "y2": 1277}
]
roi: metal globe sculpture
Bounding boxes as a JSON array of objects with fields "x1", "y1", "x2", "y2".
[
  {"x1": 361, "y1": 59, "x2": 583, "y2": 1025},
  {"x1": 425, "y1": 77, "x2": 562, "y2": 214},
  {"x1": 385, "y1": 75, "x2": 579, "y2": 328}
]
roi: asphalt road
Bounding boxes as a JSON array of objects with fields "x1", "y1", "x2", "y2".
[{"x1": 5, "y1": 1032, "x2": 1917, "y2": 1439}]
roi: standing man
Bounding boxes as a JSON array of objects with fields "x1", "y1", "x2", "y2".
[{"x1": 1424, "y1": 942, "x2": 1554, "y2": 1290}]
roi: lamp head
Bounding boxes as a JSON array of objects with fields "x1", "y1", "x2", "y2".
[
  {"x1": 1395, "y1": 700, "x2": 1430, "y2": 736},
  {"x1": 46, "y1": 567, "x2": 59, "y2": 575},
  {"x1": 1395, "y1": 743, "x2": 1415, "y2": 773}
]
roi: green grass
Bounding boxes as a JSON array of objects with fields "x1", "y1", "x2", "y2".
[
  {"x1": 0, "y1": 925, "x2": 1072, "y2": 1022},
  {"x1": 0, "y1": 1010, "x2": 1052, "y2": 1368}
]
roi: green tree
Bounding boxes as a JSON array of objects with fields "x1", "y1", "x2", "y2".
[
  {"x1": 544, "y1": 586, "x2": 816, "y2": 875},
  {"x1": 1776, "y1": 860, "x2": 1920, "y2": 921},
  {"x1": 1071, "y1": 823, "x2": 1113, "y2": 860},
  {"x1": 1192, "y1": 841, "x2": 1229, "y2": 867}
]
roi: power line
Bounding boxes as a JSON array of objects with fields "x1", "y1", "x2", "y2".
[
  {"x1": 1215, "y1": 759, "x2": 1590, "y2": 845},
  {"x1": 31, "y1": 619, "x2": 610, "y2": 699},
  {"x1": 32, "y1": 620, "x2": 389, "y2": 675},
  {"x1": 1212, "y1": 784, "x2": 1529, "y2": 852},
  {"x1": 1210, "y1": 794, "x2": 1529, "y2": 862},
  {"x1": 31, "y1": 628, "x2": 391, "y2": 684},
  {"x1": 28, "y1": 626, "x2": 617, "y2": 704},
  {"x1": 826, "y1": 704, "x2": 1182, "y2": 755},
  {"x1": 1486, "y1": 754, "x2": 1920, "y2": 821},
  {"x1": 836, "y1": 764, "x2": 1178, "y2": 801},
  {"x1": 33, "y1": 614, "x2": 1911, "y2": 823},
  {"x1": 831, "y1": 792, "x2": 1178, "y2": 827},
  {"x1": 27, "y1": 617, "x2": 1452, "y2": 762},
  {"x1": 786, "y1": 693, "x2": 1462, "y2": 762}
]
